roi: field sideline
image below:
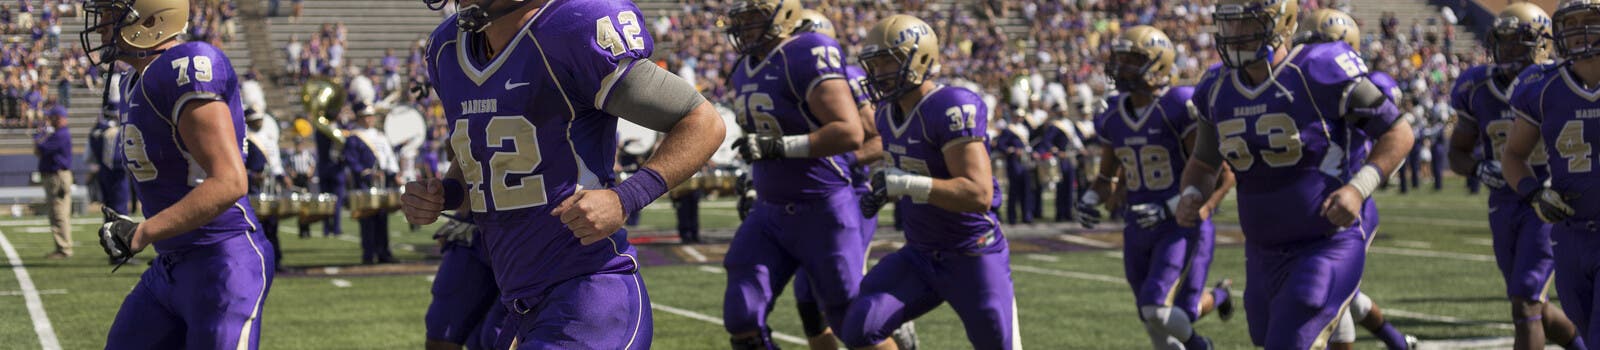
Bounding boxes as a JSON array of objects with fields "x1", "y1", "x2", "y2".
[{"x1": 0, "y1": 177, "x2": 1561, "y2": 349}]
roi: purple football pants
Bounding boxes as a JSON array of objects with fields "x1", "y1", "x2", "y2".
[
  {"x1": 1553, "y1": 220, "x2": 1600, "y2": 343},
  {"x1": 1489, "y1": 199, "x2": 1557, "y2": 301},
  {"x1": 840, "y1": 242, "x2": 1017, "y2": 349},
  {"x1": 1125, "y1": 218, "x2": 1216, "y2": 320},
  {"x1": 426, "y1": 241, "x2": 503, "y2": 349},
  {"x1": 106, "y1": 231, "x2": 275, "y2": 350},
  {"x1": 1243, "y1": 225, "x2": 1370, "y2": 349},
  {"x1": 494, "y1": 272, "x2": 652, "y2": 349},
  {"x1": 723, "y1": 189, "x2": 865, "y2": 346}
]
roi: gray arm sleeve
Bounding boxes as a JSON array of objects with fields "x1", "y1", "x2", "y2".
[
  {"x1": 1192, "y1": 120, "x2": 1224, "y2": 167},
  {"x1": 602, "y1": 60, "x2": 709, "y2": 133}
]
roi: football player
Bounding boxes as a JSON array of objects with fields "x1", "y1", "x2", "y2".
[
  {"x1": 846, "y1": 14, "x2": 1018, "y2": 350},
  {"x1": 1504, "y1": 0, "x2": 1600, "y2": 343},
  {"x1": 1298, "y1": 9, "x2": 1423, "y2": 349},
  {"x1": 1076, "y1": 25, "x2": 1234, "y2": 350},
  {"x1": 784, "y1": 8, "x2": 918, "y2": 350},
  {"x1": 1447, "y1": 4, "x2": 1587, "y2": 350},
  {"x1": 1177, "y1": 0, "x2": 1415, "y2": 348},
  {"x1": 84, "y1": 0, "x2": 276, "y2": 348},
  {"x1": 717, "y1": 0, "x2": 875, "y2": 348},
  {"x1": 405, "y1": 0, "x2": 725, "y2": 348}
]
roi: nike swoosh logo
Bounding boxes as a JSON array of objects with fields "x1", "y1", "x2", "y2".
[
  {"x1": 505, "y1": 80, "x2": 531, "y2": 90},
  {"x1": 1488, "y1": 206, "x2": 1498, "y2": 214},
  {"x1": 908, "y1": 139, "x2": 921, "y2": 144},
  {"x1": 764, "y1": 75, "x2": 779, "y2": 80}
]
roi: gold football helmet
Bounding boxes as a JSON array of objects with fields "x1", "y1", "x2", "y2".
[
  {"x1": 858, "y1": 14, "x2": 940, "y2": 102},
  {"x1": 1108, "y1": 25, "x2": 1176, "y2": 93},
  {"x1": 725, "y1": 0, "x2": 802, "y2": 55},
  {"x1": 1303, "y1": 9, "x2": 1361, "y2": 50},
  {"x1": 1213, "y1": 0, "x2": 1299, "y2": 68},
  {"x1": 1555, "y1": 0, "x2": 1600, "y2": 61},
  {"x1": 795, "y1": 9, "x2": 836, "y2": 39},
  {"x1": 1492, "y1": 3, "x2": 1553, "y2": 73},
  {"x1": 81, "y1": 0, "x2": 189, "y2": 65}
]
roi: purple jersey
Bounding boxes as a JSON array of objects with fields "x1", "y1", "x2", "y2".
[
  {"x1": 730, "y1": 32, "x2": 852, "y2": 202},
  {"x1": 1093, "y1": 86, "x2": 1199, "y2": 205},
  {"x1": 1193, "y1": 42, "x2": 1399, "y2": 246},
  {"x1": 845, "y1": 65, "x2": 870, "y2": 106},
  {"x1": 1369, "y1": 71, "x2": 1402, "y2": 101},
  {"x1": 425, "y1": 0, "x2": 649, "y2": 302},
  {"x1": 117, "y1": 41, "x2": 257, "y2": 253},
  {"x1": 1508, "y1": 64, "x2": 1600, "y2": 220},
  {"x1": 1452, "y1": 65, "x2": 1552, "y2": 203},
  {"x1": 877, "y1": 86, "x2": 1003, "y2": 251}
]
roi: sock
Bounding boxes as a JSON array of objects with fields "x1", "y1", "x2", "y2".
[
  {"x1": 1374, "y1": 322, "x2": 1407, "y2": 350},
  {"x1": 1183, "y1": 333, "x2": 1211, "y2": 350},
  {"x1": 1567, "y1": 336, "x2": 1588, "y2": 350}
]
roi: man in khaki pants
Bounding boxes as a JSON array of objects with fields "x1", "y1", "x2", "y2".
[{"x1": 35, "y1": 103, "x2": 72, "y2": 259}]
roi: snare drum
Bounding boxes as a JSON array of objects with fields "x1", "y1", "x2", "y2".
[
  {"x1": 349, "y1": 187, "x2": 385, "y2": 219},
  {"x1": 250, "y1": 193, "x2": 280, "y2": 219}
]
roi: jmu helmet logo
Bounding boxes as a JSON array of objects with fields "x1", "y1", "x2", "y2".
[
  {"x1": 1146, "y1": 36, "x2": 1170, "y2": 49},
  {"x1": 892, "y1": 24, "x2": 932, "y2": 47}
]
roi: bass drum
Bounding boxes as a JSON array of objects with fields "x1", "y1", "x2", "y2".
[{"x1": 385, "y1": 105, "x2": 427, "y2": 181}]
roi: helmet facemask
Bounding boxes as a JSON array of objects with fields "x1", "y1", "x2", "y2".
[
  {"x1": 81, "y1": 0, "x2": 135, "y2": 67},
  {"x1": 860, "y1": 46, "x2": 931, "y2": 103},
  {"x1": 724, "y1": 2, "x2": 780, "y2": 55},
  {"x1": 1108, "y1": 49, "x2": 1169, "y2": 94},
  {"x1": 1555, "y1": 4, "x2": 1600, "y2": 62},
  {"x1": 454, "y1": 0, "x2": 529, "y2": 33},
  {"x1": 1489, "y1": 27, "x2": 1542, "y2": 75},
  {"x1": 1214, "y1": 3, "x2": 1293, "y2": 69}
]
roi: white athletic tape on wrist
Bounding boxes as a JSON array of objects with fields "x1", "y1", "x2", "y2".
[
  {"x1": 782, "y1": 135, "x2": 810, "y2": 158},
  {"x1": 1166, "y1": 194, "x2": 1183, "y2": 214},
  {"x1": 1349, "y1": 165, "x2": 1382, "y2": 199},
  {"x1": 887, "y1": 173, "x2": 934, "y2": 203}
]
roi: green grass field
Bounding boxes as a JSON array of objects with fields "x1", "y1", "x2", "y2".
[{"x1": 0, "y1": 177, "x2": 1553, "y2": 349}]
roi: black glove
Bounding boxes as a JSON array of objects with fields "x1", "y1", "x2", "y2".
[
  {"x1": 1128, "y1": 203, "x2": 1171, "y2": 229},
  {"x1": 1476, "y1": 160, "x2": 1507, "y2": 189},
  {"x1": 1075, "y1": 201, "x2": 1102, "y2": 229},
  {"x1": 736, "y1": 173, "x2": 756, "y2": 221},
  {"x1": 859, "y1": 170, "x2": 891, "y2": 218},
  {"x1": 99, "y1": 207, "x2": 140, "y2": 270},
  {"x1": 732, "y1": 134, "x2": 785, "y2": 161},
  {"x1": 1527, "y1": 187, "x2": 1577, "y2": 223}
]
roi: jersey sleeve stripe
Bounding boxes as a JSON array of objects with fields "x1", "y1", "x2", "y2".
[
  {"x1": 942, "y1": 136, "x2": 985, "y2": 152},
  {"x1": 595, "y1": 58, "x2": 639, "y2": 110},
  {"x1": 170, "y1": 91, "x2": 225, "y2": 126}
]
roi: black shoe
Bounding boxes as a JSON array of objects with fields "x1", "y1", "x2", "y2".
[
  {"x1": 1215, "y1": 279, "x2": 1235, "y2": 322},
  {"x1": 377, "y1": 256, "x2": 398, "y2": 264}
]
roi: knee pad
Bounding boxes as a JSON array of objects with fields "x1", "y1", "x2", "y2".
[
  {"x1": 1140, "y1": 305, "x2": 1194, "y2": 340},
  {"x1": 1331, "y1": 312, "x2": 1357, "y2": 343},
  {"x1": 1350, "y1": 292, "x2": 1373, "y2": 321},
  {"x1": 796, "y1": 301, "x2": 827, "y2": 337}
]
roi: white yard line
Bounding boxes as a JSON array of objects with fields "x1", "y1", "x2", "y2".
[
  {"x1": 697, "y1": 266, "x2": 726, "y2": 274},
  {"x1": 1391, "y1": 240, "x2": 1433, "y2": 249},
  {"x1": 0, "y1": 218, "x2": 100, "y2": 227},
  {"x1": 1024, "y1": 254, "x2": 1060, "y2": 263},
  {"x1": 1054, "y1": 234, "x2": 1117, "y2": 249},
  {"x1": 1382, "y1": 310, "x2": 1513, "y2": 330},
  {"x1": 650, "y1": 303, "x2": 808, "y2": 345},
  {"x1": 331, "y1": 279, "x2": 352, "y2": 288},
  {"x1": 0, "y1": 229, "x2": 61, "y2": 350},
  {"x1": 1010, "y1": 264, "x2": 1511, "y2": 330},
  {"x1": 0, "y1": 289, "x2": 65, "y2": 296},
  {"x1": 681, "y1": 246, "x2": 708, "y2": 263},
  {"x1": 1370, "y1": 246, "x2": 1496, "y2": 263}
]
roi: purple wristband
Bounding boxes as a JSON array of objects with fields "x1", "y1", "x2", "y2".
[
  {"x1": 1516, "y1": 177, "x2": 1542, "y2": 198},
  {"x1": 613, "y1": 167, "x2": 669, "y2": 214},
  {"x1": 442, "y1": 178, "x2": 465, "y2": 210}
]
